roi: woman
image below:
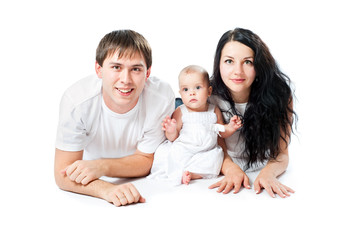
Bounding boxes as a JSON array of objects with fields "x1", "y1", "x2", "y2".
[{"x1": 209, "y1": 28, "x2": 297, "y2": 198}]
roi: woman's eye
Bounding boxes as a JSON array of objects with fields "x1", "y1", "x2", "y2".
[
  {"x1": 244, "y1": 60, "x2": 253, "y2": 65},
  {"x1": 225, "y1": 59, "x2": 233, "y2": 64}
]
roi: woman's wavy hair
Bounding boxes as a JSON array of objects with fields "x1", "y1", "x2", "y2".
[{"x1": 210, "y1": 28, "x2": 297, "y2": 167}]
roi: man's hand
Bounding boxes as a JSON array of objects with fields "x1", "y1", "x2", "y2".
[
  {"x1": 102, "y1": 183, "x2": 146, "y2": 207},
  {"x1": 61, "y1": 159, "x2": 105, "y2": 185}
]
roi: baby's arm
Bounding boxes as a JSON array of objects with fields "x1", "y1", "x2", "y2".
[
  {"x1": 214, "y1": 107, "x2": 242, "y2": 138},
  {"x1": 162, "y1": 107, "x2": 182, "y2": 142},
  {"x1": 223, "y1": 115, "x2": 242, "y2": 138}
]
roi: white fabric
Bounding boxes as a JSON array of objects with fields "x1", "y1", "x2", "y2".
[
  {"x1": 149, "y1": 103, "x2": 224, "y2": 185},
  {"x1": 209, "y1": 95, "x2": 265, "y2": 172},
  {"x1": 55, "y1": 74, "x2": 175, "y2": 159}
]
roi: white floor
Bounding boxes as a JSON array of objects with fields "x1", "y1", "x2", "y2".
[
  {"x1": 2, "y1": 142, "x2": 341, "y2": 239},
  {"x1": 1, "y1": 0, "x2": 342, "y2": 239}
]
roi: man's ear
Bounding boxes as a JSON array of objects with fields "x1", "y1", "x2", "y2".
[
  {"x1": 146, "y1": 67, "x2": 151, "y2": 81},
  {"x1": 95, "y1": 61, "x2": 102, "y2": 78}
]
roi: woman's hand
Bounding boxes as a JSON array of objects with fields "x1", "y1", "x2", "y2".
[
  {"x1": 254, "y1": 170, "x2": 294, "y2": 198},
  {"x1": 209, "y1": 164, "x2": 251, "y2": 194}
]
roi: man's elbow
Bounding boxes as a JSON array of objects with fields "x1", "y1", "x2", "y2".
[
  {"x1": 54, "y1": 168, "x2": 69, "y2": 191},
  {"x1": 54, "y1": 171, "x2": 64, "y2": 190},
  {"x1": 140, "y1": 154, "x2": 154, "y2": 176}
]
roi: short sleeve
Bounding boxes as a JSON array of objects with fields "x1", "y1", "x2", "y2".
[
  {"x1": 137, "y1": 78, "x2": 175, "y2": 154},
  {"x1": 55, "y1": 93, "x2": 88, "y2": 151}
]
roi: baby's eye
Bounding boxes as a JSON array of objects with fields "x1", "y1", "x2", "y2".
[
  {"x1": 183, "y1": 88, "x2": 188, "y2": 92},
  {"x1": 195, "y1": 86, "x2": 201, "y2": 90}
]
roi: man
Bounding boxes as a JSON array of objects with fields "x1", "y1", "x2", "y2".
[{"x1": 55, "y1": 30, "x2": 175, "y2": 206}]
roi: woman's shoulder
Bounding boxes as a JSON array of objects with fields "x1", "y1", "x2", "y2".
[{"x1": 209, "y1": 95, "x2": 228, "y2": 110}]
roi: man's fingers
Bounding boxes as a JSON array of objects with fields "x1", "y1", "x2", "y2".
[{"x1": 139, "y1": 196, "x2": 146, "y2": 203}]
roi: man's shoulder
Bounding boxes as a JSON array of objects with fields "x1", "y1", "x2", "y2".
[
  {"x1": 143, "y1": 76, "x2": 174, "y2": 100},
  {"x1": 139, "y1": 76, "x2": 175, "y2": 119},
  {"x1": 63, "y1": 74, "x2": 102, "y2": 106}
]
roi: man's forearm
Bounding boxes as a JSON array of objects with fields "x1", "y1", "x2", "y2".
[
  {"x1": 101, "y1": 151, "x2": 154, "y2": 178},
  {"x1": 55, "y1": 169, "x2": 113, "y2": 200}
]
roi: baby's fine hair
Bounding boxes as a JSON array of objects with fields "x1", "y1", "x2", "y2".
[{"x1": 178, "y1": 65, "x2": 210, "y2": 86}]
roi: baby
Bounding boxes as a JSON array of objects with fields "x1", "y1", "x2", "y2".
[{"x1": 149, "y1": 65, "x2": 242, "y2": 185}]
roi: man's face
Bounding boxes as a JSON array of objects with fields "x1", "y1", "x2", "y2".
[{"x1": 96, "y1": 51, "x2": 150, "y2": 114}]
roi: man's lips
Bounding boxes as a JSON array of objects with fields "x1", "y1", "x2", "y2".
[{"x1": 116, "y1": 88, "x2": 134, "y2": 95}]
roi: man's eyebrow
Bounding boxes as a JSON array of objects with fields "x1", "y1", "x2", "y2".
[
  {"x1": 132, "y1": 64, "x2": 145, "y2": 67},
  {"x1": 108, "y1": 62, "x2": 144, "y2": 67},
  {"x1": 108, "y1": 61, "x2": 122, "y2": 65}
]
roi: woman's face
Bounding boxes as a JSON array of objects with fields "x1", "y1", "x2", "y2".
[{"x1": 219, "y1": 41, "x2": 256, "y2": 103}]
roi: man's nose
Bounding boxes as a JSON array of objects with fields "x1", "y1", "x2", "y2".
[{"x1": 120, "y1": 69, "x2": 132, "y2": 84}]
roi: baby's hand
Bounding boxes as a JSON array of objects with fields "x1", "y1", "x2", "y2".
[
  {"x1": 161, "y1": 116, "x2": 177, "y2": 134},
  {"x1": 229, "y1": 115, "x2": 242, "y2": 131}
]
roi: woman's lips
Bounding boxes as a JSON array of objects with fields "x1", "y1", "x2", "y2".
[{"x1": 231, "y1": 78, "x2": 245, "y2": 83}]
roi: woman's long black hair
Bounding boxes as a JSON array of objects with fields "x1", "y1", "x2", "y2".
[{"x1": 211, "y1": 28, "x2": 297, "y2": 167}]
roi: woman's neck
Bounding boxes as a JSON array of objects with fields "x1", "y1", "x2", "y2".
[{"x1": 231, "y1": 89, "x2": 250, "y2": 103}]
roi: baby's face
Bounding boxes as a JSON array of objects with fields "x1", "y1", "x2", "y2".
[{"x1": 179, "y1": 72, "x2": 212, "y2": 112}]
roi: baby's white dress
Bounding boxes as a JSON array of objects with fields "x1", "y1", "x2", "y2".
[{"x1": 148, "y1": 104, "x2": 224, "y2": 185}]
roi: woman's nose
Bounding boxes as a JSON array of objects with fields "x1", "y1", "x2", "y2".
[{"x1": 234, "y1": 63, "x2": 243, "y2": 75}]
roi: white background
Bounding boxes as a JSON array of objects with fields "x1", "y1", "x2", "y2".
[{"x1": 1, "y1": 0, "x2": 342, "y2": 239}]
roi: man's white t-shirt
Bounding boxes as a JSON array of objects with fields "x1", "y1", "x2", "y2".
[{"x1": 55, "y1": 74, "x2": 175, "y2": 160}]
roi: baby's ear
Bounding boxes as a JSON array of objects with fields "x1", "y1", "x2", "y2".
[{"x1": 208, "y1": 86, "x2": 213, "y2": 96}]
